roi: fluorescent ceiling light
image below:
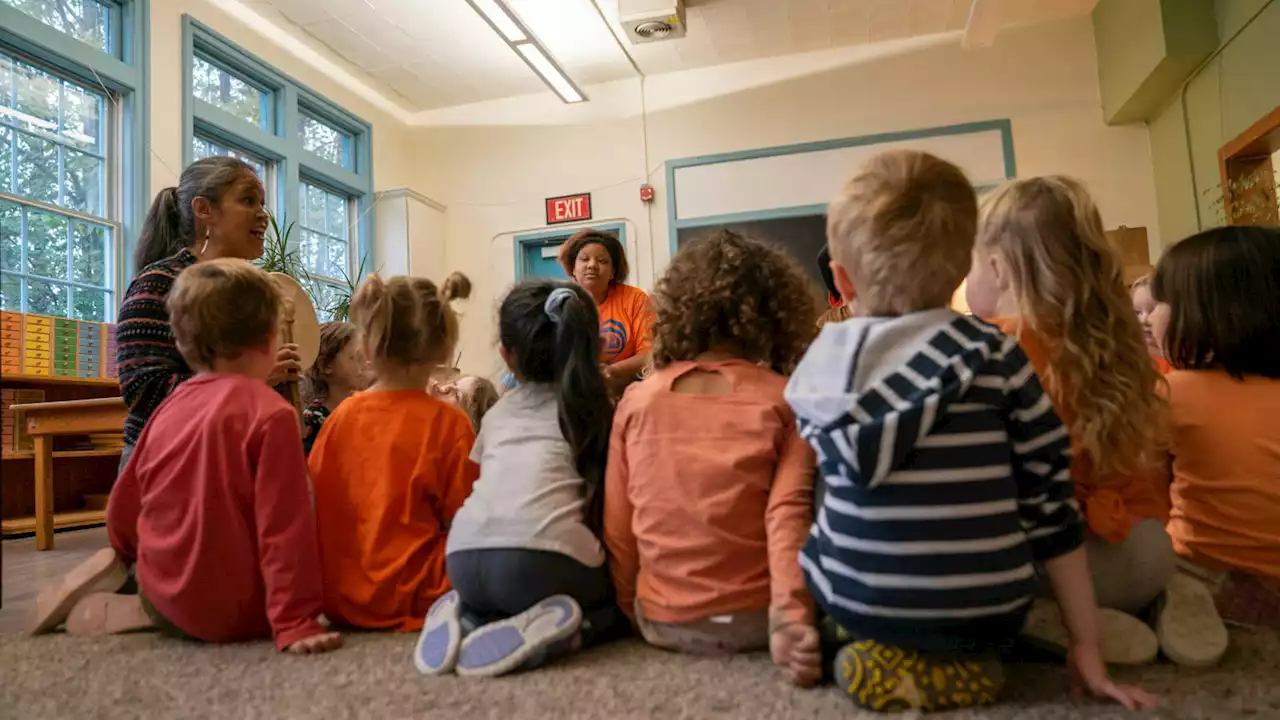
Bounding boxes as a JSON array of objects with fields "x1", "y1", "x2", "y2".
[
  {"x1": 467, "y1": 0, "x2": 527, "y2": 43},
  {"x1": 515, "y1": 43, "x2": 585, "y2": 104}
]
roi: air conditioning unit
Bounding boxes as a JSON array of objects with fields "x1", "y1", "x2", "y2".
[{"x1": 619, "y1": 0, "x2": 686, "y2": 44}]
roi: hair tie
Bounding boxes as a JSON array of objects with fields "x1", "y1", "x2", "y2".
[{"x1": 544, "y1": 287, "x2": 574, "y2": 322}]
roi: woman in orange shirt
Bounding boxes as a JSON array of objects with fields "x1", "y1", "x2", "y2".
[
  {"x1": 558, "y1": 229, "x2": 654, "y2": 396},
  {"x1": 966, "y1": 177, "x2": 1227, "y2": 667},
  {"x1": 1148, "y1": 225, "x2": 1280, "y2": 631},
  {"x1": 308, "y1": 274, "x2": 478, "y2": 632}
]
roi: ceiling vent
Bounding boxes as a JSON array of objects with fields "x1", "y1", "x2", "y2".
[{"x1": 619, "y1": 0, "x2": 687, "y2": 44}]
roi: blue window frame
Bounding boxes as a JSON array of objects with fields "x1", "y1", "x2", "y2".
[
  {"x1": 181, "y1": 15, "x2": 374, "y2": 318},
  {"x1": 0, "y1": 0, "x2": 148, "y2": 318}
]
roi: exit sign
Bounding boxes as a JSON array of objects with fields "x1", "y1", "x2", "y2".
[{"x1": 546, "y1": 193, "x2": 592, "y2": 225}]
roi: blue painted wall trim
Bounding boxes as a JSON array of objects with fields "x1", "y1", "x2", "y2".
[
  {"x1": 0, "y1": 0, "x2": 149, "y2": 309},
  {"x1": 663, "y1": 119, "x2": 1016, "y2": 256},
  {"x1": 513, "y1": 222, "x2": 628, "y2": 281},
  {"x1": 181, "y1": 15, "x2": 375, "y2": 282}
]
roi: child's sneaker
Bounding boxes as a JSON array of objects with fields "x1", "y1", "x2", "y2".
[
  {"x1": 1157, "y1": 573, "x2": 1228, "y2": 667},
  {"x1": 65, "y1": 593, "x2": 153, "y2": 636},
  {"x1": 415, "y1": 590, "x2": 464, "y2": 675},
  {"x1": 29, "y1": 548, "x2": 128, "y2": 635},
  {"x1": 456, "y1": 595, "x2": 582, "y2": 678},
  {"x1": 1023, "y1": 598, "x2": 1158, "y2": 664},
  {"x1": 835, "y1": 639, "x2": 1002, "y2": 712}
]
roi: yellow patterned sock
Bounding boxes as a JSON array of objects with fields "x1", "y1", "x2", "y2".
[{"x1": 835, "y1": 639, "x2": 1003, "y2": 713}]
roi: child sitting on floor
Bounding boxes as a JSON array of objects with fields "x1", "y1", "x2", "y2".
[
  {"x1": 302, "y1": 322, "x2": 370, "y2": 455},
  {"x1": 31, "y1": 259, "x2": 339, "y2": 654},
  {"x1": 966, "y1": 176, "x2": 1215, "y2": 666},
  {"x1": 789, "y1": 150, "x2": 1155, "y2": 712},
  {"x1": 308, "y1": 274, "x2": 478, "y2": 632},
  {"x1": 604, "y1": 229, "x2": 821, "y2": 687},
  {"x1": 417, "y1": 279, "x2": 618, "y2": 678},
  {"x1": 431, "y1": 374, "x2": 500, "y2": 432},
  {"x1": 1149, "y1": 225, "x2": 1280, "y2": 630},
  {"x1": 1130, "y1": 275, "x2": 1173, "y2": 374}
]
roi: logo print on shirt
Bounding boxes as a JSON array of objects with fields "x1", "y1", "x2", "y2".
[{"x1": 600, "y1": 319, "x2": 627, "y2": 361}]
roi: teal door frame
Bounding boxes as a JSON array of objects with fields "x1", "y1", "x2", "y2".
[{"x1": 513, "y1": 222, "x2": 628, "y2": 280}]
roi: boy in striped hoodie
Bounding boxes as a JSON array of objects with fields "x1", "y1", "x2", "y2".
[{"x1": 784, "y1": 150, "x2": 1157, "y2": 713}]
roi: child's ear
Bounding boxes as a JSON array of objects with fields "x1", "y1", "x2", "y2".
[{"x1": 829, "y1": 260, "x2": 858, "y2": 307}]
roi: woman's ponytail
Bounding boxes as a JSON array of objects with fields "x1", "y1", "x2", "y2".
[{"x1": 135, "y1": 187, "x2": 184, "y2": 269}]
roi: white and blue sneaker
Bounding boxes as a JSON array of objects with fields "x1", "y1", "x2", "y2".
[
  {"x1": 456, "y1": 595, "x2": 582, "y2": 678},
  {"x1": 414, "y1": 590, "x2": 464, "y2": 675}
]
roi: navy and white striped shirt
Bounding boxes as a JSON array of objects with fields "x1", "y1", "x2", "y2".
[{"x1": 785, "y1": 309, "x2": 1081, "y2": 652}]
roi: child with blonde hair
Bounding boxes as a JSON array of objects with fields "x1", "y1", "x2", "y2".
[
  {"x1": 431, "y1": 374, "x2": 500, "y2": 432},
  {"x1": 604, "y1": 229, "x2": 821, "y2": 686},
  {"x1": 32, "y1": 259, "x2": 338, "y2": 654},
  {"x1": 301, "y1": 322, "x2": 370, "y2": 455},
  {"x1": 1129, "y1": 275, "x2": 1172, "y2": 374},
  {"x1": 308, "y1": 274, "x2": 477, "y2": 632},
  {"x1": 418, "y1": 279, "x2": 619, "y2": 678},
  {"x1": 1149, "y1": 225, "x2": 1280, "y2": 631},
  {"x1": 967, "y1": 176, "x2": 1219, "y2": 665},
  {"x1": 790, "y1": 150, "x2": 1154, "y2": 712}
]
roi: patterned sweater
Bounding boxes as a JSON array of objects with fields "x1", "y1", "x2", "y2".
[{"x1": 117, "y1": 249, "x2": 198, "y2": 445}]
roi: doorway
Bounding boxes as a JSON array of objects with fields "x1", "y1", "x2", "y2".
[{"x1": 513, "y1": 222, "x2": 628, "y2": 280}]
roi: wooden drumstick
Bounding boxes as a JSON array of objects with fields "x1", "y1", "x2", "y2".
[{"x1": 278, "y1": 293, "x2": 304, "y2": 425}]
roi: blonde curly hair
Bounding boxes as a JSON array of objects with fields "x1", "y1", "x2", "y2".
[
  {"x1": 977, "y1": 176, "x2": 1165, "y2": 477},
  {"x1": 653, "y1": 229, "x2": 818, "y2": 375}
]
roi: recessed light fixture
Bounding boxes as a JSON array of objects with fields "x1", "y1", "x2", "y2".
[{"x1": 464, "y1": 0, "x2": 586, "y2": 104}]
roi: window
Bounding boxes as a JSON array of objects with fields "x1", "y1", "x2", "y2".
[
  {"x1": 299, "y1": 112, "x2": 351, "y2": 169},
  {"x1": 1, "y1": 0, "x2": 111, "y2": 54},
  {"x1": 192, "y1": 135, "x2": 267, "y2": 183},
  {"x1": 191, "y1": 55, "x2": 270, "y2": 129},
  {"x1": 183, "y1": 16, "x2": 374, "y2": 320},
  {"x1": 1, "y1": 50, "x2": 113, "y2": 320}
]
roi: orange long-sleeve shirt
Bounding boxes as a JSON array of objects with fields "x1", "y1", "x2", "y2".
[
  {"x1": 308, "y1": 390, "x2": 478, "y2": 631},
  {"x1": 603, "y1": 360, "x2": 815, "y2": 630},
  {"x1": 1165, "y1": 370, "x2": 1280, "y2": 582},
  {"x1": 992, "y1": 318, "x2": 1169, "y2": 542}
]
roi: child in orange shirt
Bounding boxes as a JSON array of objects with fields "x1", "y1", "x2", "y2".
[
  {"x1": 967, "y1": 176, "x2": 1223, "y2": 666},
  {"x1": 308, "y1": 274, "x2": 478, "y2": 632},
  {"x1": 301, "y1": 322, "x2": 371, "y2": 455},
  {"x1": 1130, "y1": 275, "x2": 1173, "y2": 375},
  {"x1": 1149, "y1": 225, "x2": 1280, "y2": 630},
  {"x1": 603, "y1": 229, "x2": 821, "y2": 687}
]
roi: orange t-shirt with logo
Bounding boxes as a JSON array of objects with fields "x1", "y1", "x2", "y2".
[
  {"x1": 597, "y1": 283, "x2": 654, "y2": 365},
  {"x1": 992, "y1": 317, "x2": 1169, "y2": 542}
]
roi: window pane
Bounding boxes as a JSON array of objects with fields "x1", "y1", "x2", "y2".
[
  {"x1": 191, "y1": 135, "x2": 267, "y2": 183},
  {"x1": 26, "y1": 207, "x2": 66, "y2": 279},
  {"x1": 15, "y1": 131, "x2": 58, "y2": 203},
  {"x1": 191, "y1": 56, "x2": 268, "y2": 128},
  {"x1": 0, "y1": 272, "x2": 18, "y2": 310},
  {"x1": 70, "y1": 285, "x2": 106, "y2": 321},
  {"x1": 70, "y1": 221, "x2": 106, "y2": 285},
  {"x1": 0, "y1": 128, "x2": 11, "y2": 192},
  {"x1": 305, "y1": 184, "x2": 325, "y2": 232},
  {"x1": 26, "y1": 275, "x2": 67, "y2": 316},
  {"x1": 298, "y1": 114, "x2": 351, "y2": 168},
  {"x1": 1, "y1": 0, "x2": 111, "y2": 53},
  {"x1": 1, "y1": 202, "x2": 19, "y2": 272},
  {"x1": 60, "y1": 79, "x2": 102, "y2": 152},
  {"x1": 310, "y1": 281, "x2": 343, "y2": 323},
  {"x1": 298, "y1": 229, "x2": 324, "y2": 277},
  {"x1": 326, "y1": 237, "x2": 347, "y2": 278},
  {"x1": 63, "y1": 148, "x2": 103, "y2": 215},
  {"x1": 11, "y1": 57, "x2": 59, "y2": 135},
  {"x1": 326, "y1": 192, "x2": 347, "y2": 237}
]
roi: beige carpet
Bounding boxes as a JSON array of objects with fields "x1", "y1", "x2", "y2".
[{"x1": 2, "y1": 628, "x2": 1278, "y2": 719}]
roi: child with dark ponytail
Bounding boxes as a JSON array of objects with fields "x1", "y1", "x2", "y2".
[{"x1": 417, "y1": 279, "x2": 619, "y2": 678}]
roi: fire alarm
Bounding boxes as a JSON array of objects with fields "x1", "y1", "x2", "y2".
[{"x1": 639, "y1": 184, "x2": 654, "y2": 202}]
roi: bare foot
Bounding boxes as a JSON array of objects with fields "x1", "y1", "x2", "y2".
[{"x1": 286, "y1": 631, "x2": 343, "y2": 654}]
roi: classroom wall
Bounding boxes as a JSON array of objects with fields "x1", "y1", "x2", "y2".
[
  {"x1": 1146, "y1": 0, "x2": 1280, "y2": 243},
  {"x1": 414, "y1": 17, "x2": 1161, "y2": 378},
  {"x1": 147, "y1": 0, "x2": 419, "y2": 201}
]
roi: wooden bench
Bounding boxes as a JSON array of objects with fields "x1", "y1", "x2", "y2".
[{"x1": 8, "y1": 397, "x2": 127, "y2": 550}]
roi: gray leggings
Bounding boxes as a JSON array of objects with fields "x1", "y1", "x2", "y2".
[{"x1": 1085, "y1": 518, "x2": 1177, "y2": 614}]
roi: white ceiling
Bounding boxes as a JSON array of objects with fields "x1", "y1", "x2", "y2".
[{"x1": 243, "y1": 0, "x2": 1098, "y2": 112}]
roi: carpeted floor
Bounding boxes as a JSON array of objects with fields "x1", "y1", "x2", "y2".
[{"x1": 2, "y1": 627, "x2": 1278, "y2": 719}]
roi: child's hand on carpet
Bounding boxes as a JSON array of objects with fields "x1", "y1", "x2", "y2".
[
  {"x1": 287, "y1": 631, "x2": 343, "y2": 654},
  {"x1": 770, "y1": 624, "x2": 822, "y2": 687},
  {"x1": 1068, "y1": 643, "x2": 1160, "y2": 709}
]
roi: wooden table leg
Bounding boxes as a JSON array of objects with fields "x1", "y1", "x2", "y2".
[{"x1": 34, "y1": 434, "x2": 54, "y2": 550}]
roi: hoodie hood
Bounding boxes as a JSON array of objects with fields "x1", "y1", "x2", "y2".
[{"x1": 785, "y1": 309, "x2": 1010, "y2": 488}]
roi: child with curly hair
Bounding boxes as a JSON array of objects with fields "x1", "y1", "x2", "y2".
[
  {"x1": 603, "y1": 229, "x2": 821, "y2": 686},
  {"x1": 301, "y1": 322, "x2": 370, "y2": 455}
]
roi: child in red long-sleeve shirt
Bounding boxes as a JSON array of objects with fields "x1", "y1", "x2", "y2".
[
  {"x1": 30, "y1": 259, "x2": 339, "y2": 654},
  {"x1": 308, "y1": 273, "x2": 478, "y2": 632}
]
